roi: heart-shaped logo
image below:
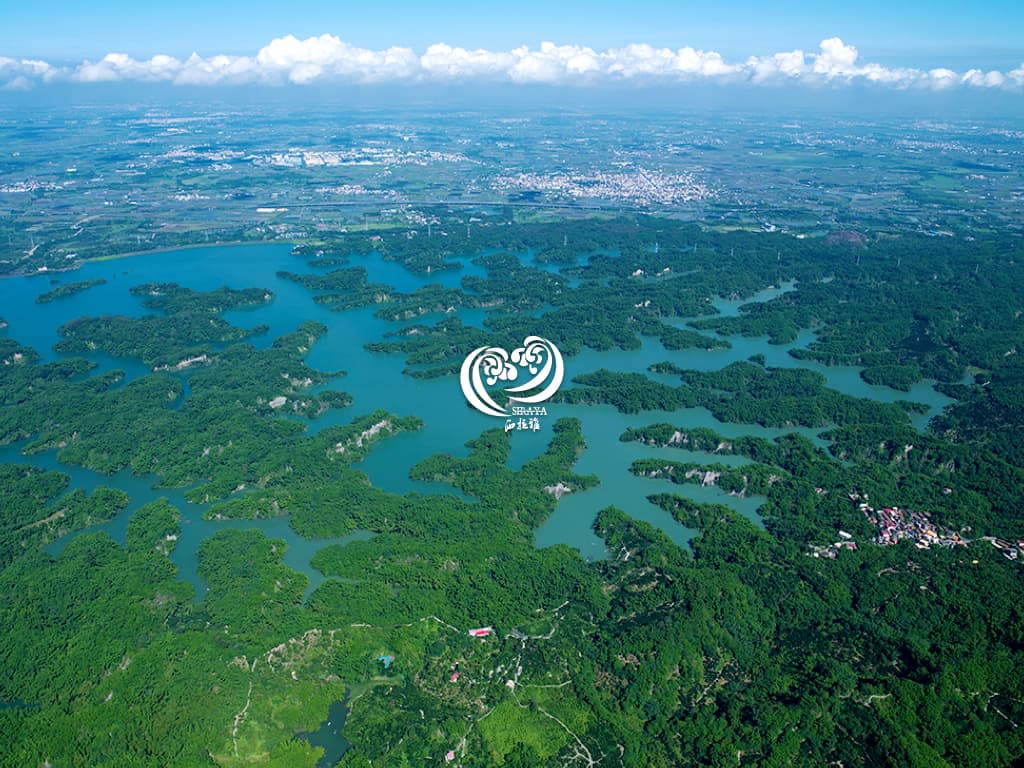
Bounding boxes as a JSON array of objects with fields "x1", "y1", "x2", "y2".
[{"x1": 459, "y1": 336, "x2": 564, "y2": 417}]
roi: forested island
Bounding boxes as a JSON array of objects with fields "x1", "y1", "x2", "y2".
[
  {"x1": 1, "y1": 214, "x2": 1023, "y2": 767},
  {"x1": 35, "y1": 279, "x2": 107, "y2": 304}
]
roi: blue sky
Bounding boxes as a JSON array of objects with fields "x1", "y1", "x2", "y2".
[
  {"x1": 0, "y1": 0, "x2": 1020, "y2": 93},
  {"x1": 3, "y1": 0, "x2": 1022, "y2": 66}
]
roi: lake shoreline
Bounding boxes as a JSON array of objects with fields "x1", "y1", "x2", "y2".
[{"x1": 0, "y1": 239, "x2": 291, "y2": 280}]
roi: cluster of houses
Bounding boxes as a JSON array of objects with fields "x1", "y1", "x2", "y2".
[
  {"x1": 980, "y1": 536, "x2": 1024, "y2": 561},
  {"x1": 492, "y1": 168, "x2": 713, "y2": 206},
  {"x1": 808, "y1": 492, "x2": 1024, "y2": 561},
  {"x1": 859, "y1": 500, "x2": 968, "y2": 549},
  {"x1": 807, "y1": 532, "x2": 858, "y2": 559},
  {"x1": 809, "y1": 494, "x2": 1024, "y2": 563}
]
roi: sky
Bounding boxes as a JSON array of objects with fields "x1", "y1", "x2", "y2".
[{"x1": 0, "y1": 0, "x2": 1022, "y2": 93}]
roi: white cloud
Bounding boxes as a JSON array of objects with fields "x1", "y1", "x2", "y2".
[
  {"x1": 0, "y1": 35, "x2": 1020, "y2": 92},
  {"x1": 254, "y1": 34, "x2": 419, "y2": 83},
  {"x1": 2, "y1": 75, "x2": 34, "y2": 91},
  {"x1": 419, "y1": 43, "x2": 514, "y2": 78},
  {"x1": 746, "y1": 49, "x2": 809, "y2": 83},
  {"x1": 813, "y1": 37, "x2": 860, "y2": 77},
  {"x1": 508, "y1": 42, "x2": 603, "y2": 83},
  {"x1": 73, "y1": 52, "x2": 185, "y2": 83},
  {"x1": 0, "y1": 56, "x2": 58, "y2": 89},
  {"x1": 174, "y1": 53, "x2": 259, "y2": 86},
  {"x1": 961, "y1": 68, "x2": 1006, "y2": 88},
  {"x1": 599, "y1": 43, "x2": 741, "y2": 80},
  {"x1": 929, "y1": 68, "x2": 960, "y2": 90}
]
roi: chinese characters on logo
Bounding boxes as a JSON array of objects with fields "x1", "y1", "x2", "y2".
[
  {"x1": 504, "y1": 405, "x2": 548, "y2": 432},
  {"x1": 459, "y1": 337, "x2": 563, "y2": 433}
]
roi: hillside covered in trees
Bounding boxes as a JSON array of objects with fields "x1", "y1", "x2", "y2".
[{"x1": 1, "y1": 215, "x2": 1023, "y2": 767}]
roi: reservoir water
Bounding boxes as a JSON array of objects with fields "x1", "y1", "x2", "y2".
[
  {"x1": 300, "y1": 698, "x2": 350, "y2": 767},
  {"x1": 0, "y1": 243, "x2": 954, "y2": 585}
]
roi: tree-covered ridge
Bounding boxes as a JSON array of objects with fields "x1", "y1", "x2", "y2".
[
  {"x1": 277, "y1": 266, "x2": 395, "y2": 313},
  {"x1": 293, "y1": 233, "x2": 466, "y2": 277},
  {"x1": 583, "y1": 502, "x2": 1024, "y2": 767},
  {"x1": 0, "y1": 470, "x2": 129, "y2": 567},
  {"x1": 690, "y1": 262, "x2": 1022, "y2": 387},
  {"x1": 632, "y1": 457, "x2": 781, "y2": 498},
  {"x1": 283, "y1": 217, "x2": 1024, "y2": 396},
  {"x1": 0, "y1": 414, "x2": 615, "y2": 766},
  {"x1": 35, "y1": 278, "x2": 107, "y2": 304},
  {"x1": 560, "y1": 362, "x2": 926, "y2": 427},
  {"x1": 410, "y1": 418, "x2": 598, "y2": 528},
  {"x1": 54, "y1": 283, "x2": 273, "y2": 369},
  {"x1": 0, "y1": 286, "x2": 380, "y2": 504},
  {"x1": 621, "y1": 418, "x2": 1024, "y2": 549},
  {"x1": 933, "y1": 370, "x2": 1024, "y2": 469},
  {"x1": 204, "y1": 408, "x2": 422, "y2": 536}
]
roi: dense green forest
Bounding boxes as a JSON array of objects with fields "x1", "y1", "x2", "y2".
[
  {"x1": 1, "y1": 215, "x2": 1023, "y2": 766},
  {"x1": 36, "y1": 279, "x2": 108, "y2": 304}
]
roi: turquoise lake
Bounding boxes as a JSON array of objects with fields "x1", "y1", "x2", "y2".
[{"x1": 0, "y1": 243, "x2": 954, "y2": 585}]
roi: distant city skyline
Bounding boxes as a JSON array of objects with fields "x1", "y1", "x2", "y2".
[{"x1": 1, "y1": 0, "x2": 1021, "y2": 93}]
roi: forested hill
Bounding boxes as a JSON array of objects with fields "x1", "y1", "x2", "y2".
[{"x1": 1, "y1": 217, "x2": 1023, "y2": 766}]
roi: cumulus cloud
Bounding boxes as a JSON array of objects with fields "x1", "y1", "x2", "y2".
[
  {"x1": 746, "y1": 49, "x2": 808, "y2": 83},
  {"x1": 420, "y1": 43, "x2": 515, "y2": 78},
  {"x1": 73, "y1": 52, "x2": 183, "y2": 83},
  {"x1": 254, "y1": 34, "x2": 419, "y2": 83},
  {"x1": 0, "y1": 35, "x2": 1021, "y2": 92},
  {"x1": 813, "y1": 37, "x2": 860, "y2": 77},
  {"x1": 174, "y1": 53, "x2": 259, "y2": 86},
  {"x1": 961, "y1": 68, "x2": 1006, "y2": 88},
  {"x1": 928, "y1": 68, "x2": 960, "y2": 90},
  {"x1": 0, "y1": 55, "x2": 59, "y2": 88}
]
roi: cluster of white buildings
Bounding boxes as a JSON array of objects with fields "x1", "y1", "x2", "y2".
[
  {"x1": 492, "y1": 168, "x2": 713, "y2": 205},
  {"x1": 315, "y1": 184, "x2": 398, "y2": 198},
  {"x1": 254, "y1": 147, "x2": 469, "y2": 168}
]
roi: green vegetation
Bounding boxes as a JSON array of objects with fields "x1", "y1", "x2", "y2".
[
  {"x1": 560, "y1": 362, "x2": 926, "y2": 427},
  {"x1": 36, "y1": 278, "x2": 107, "y2": 303},
  {"x1": 55, "y1": 283, "x2": 272, "y2": 369},
  {"x1": 277, "y1": 266, "x2": 393, "y2": 312},
  {"x1": 560, "y1": 369, "x2": 690, "y2": 413},
  {"x1": 0, "y1": 463, "x2": 129, "y2": 565},
  {"x1": 365, "y1": 317, "x2": 500, "y2": 378},
  {"x1": 126, "y1": 499, "x2": 180, "y2": 554},
  {"x1": 631, "y1": 456, "x2": 780, "y2": 497},
  {"x1": 325, "y1": 217, "x2": 1023, "y2": 400},
  {"x1": 3, "y1": 216, "x2": 1024, "y2": 766},
  {"x1": 586, "y1": 501, "x2": 1024, "y2": 766}
]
